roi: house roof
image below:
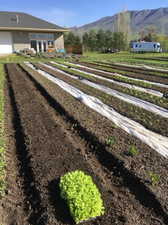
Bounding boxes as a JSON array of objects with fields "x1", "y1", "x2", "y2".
[{"x1": 0, "y1": 11, "x2": 68, "y2": 32}]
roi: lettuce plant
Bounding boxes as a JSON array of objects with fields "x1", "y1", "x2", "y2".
[{"x1": 59, "y1": 170, "x2": 105, "y2": 224}]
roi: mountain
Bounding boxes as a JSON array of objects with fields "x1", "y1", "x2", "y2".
[{"x1": 72, "y1": 8, "x2": 168, "y2": 36}]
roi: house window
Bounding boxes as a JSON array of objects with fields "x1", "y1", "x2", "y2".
[
  {"x1": 29, "y1": 33, "x2": 54, "y2": 40},
  {"x1": 30, "y1": 40, "x2": 37, "y2": 51}
]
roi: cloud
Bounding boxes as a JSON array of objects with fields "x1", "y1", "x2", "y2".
[{"x1": 29, "y1": 8, "x2": 77, "y2": 27}]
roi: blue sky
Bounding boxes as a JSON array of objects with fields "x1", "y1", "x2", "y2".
[{"x1": 1, "y1": 0, "x2": 168, "y2": 27}]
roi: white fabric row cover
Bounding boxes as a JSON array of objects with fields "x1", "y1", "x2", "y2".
[
  {"x1": 51, "y1": 61, "x2": 163, "y2": 97},
  {"x1": 25, "y1": 62, "x2": 168, "y2": 158},
  {"x1": 45, "y1": 62, "x2": 168, "y2": 118},
  {"x1": 67, "y1": 62, "x2": 168, "y2": 89}
]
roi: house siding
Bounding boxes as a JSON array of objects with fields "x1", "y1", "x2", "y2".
[
  {"x1": 54, "y1": 33, "x2": 64, "y2": 50},
  {"x1": 12, "y1": 31, "x2": 30, "y2": 52},
  {"x1": 11, "y1": 31, "x2": 64, "y2": 52}
]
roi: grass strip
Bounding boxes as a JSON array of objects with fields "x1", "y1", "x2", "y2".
[{"x1": 0, "y1": 64, "x2": 6, "y2": 197}]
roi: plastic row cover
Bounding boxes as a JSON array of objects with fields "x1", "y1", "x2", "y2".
[{"x1": 25, "y1": 62, "x2": 168, "y2": 158}]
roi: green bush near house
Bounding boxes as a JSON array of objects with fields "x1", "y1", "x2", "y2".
[{"x1": 59, "y1": 170, "x2": 105, "y2": 224}]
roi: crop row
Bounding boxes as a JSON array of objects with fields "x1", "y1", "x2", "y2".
[
  {"x1": 95, "y1": 61, "x2": 168, "y2": 79},
  {"x1": 74, "y1": 62, "x2": 168, "y2": 92},
  {"x1": 49, "y1": 62, "x2": 168, "y2": 109},
  {"x1": 35, "y1": 62, "x2": 168, "y2": 137},
  {"x1": 20, "y1": 63, "x2": 168, "y2": 224}
]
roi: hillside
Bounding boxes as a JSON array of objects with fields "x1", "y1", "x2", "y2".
[{"x1": 72, "y1": 7, "x2": 168, "y2": 36}]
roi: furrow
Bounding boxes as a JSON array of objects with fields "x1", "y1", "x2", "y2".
[
  {"x1": 25, "y1": 62, "x2": 168, "y2": 158},
  {"x1": 70, "y1": 62, "x2": 168, "y2": 89},
  {"x1": 45, "y1": 62, "x2": 168, "y2": 118},
  {"x1": 51, "y1": 61, "x2": 163, "y2": 97}
]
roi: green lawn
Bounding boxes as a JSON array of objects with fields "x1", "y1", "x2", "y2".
[
  {"x1": 0, "y1": 54, "x2": 47, "y2": 63},
  {"x1": 1, "y1": 52, "x2": 168, "y2": 68},
  {"x1": 81, "y1": 51, "x2": 168, "y2": 68}
]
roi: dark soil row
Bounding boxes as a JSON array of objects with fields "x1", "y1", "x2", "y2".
[
  {"x1": 34, "y1": 63, "x2": 168, "y2": 137},
  {"x1": 48, "y1": 62, "x2": 168, "y2": 109},
  {"x1": 5, "y1": 63, "x2": 119, "y2": 225},
  {"x1": 5, "y1": 63, "x2": 167, "y2": 225},
  {"x1": 77, "y1": 62, "x2": 168, "y2": 93},
  {"x1": 20, "y1": 63, "x2": 168, "y2": 225},
  {"x1": 0, "y1": 75, "x2": 28, "y2": 225},
  {"x1": 93, "y1": 61, "x2": 168, "y2": 82}
]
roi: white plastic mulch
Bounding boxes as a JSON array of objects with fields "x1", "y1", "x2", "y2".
[
  {"x1": 50, "y1": 61, "x2": 163, "y2": 98},
  {"x1": 43, "y1": 62, "x2": 168, "y2": 118},
  {"x1": 25, "y1": 62, "x2": 168, "y2": 158},
  {"x1": 65, "y1": 62, "x2": 168, "y2": 89},
  {"x1": 113, "y1": 62, "x2": 168, "y2": 73}
]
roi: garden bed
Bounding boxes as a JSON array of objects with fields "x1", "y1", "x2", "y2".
[
  {"x1": 20, "y1": 62, "x2": 168, "y2": 224},
  {"x1": 75, "y1": 62, "x2": 168, "y2": 92},
  {"x1": 34, "y1": 63, "x2": 168, "y2": 137},
  {"x1": 48, "y1": 62, "x2": 168, "y2": 109}
]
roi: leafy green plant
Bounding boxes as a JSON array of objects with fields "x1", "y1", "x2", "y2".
[
  {"x1": 105, "y1": 136, "x2": 116, "y2": 146},
  {"x1": 149, "y1": 172, "x2": 160, "y2": 186},
  {"x1": 128, "y1": 145, "x2": 139, "y2": 156},
  {"x1": 59, "y1": 170, "x2": 105, "y2": 224}
]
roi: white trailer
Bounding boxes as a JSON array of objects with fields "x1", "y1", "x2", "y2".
[{"x1": 131, "y1": 42, "x2": 162, "y2": 53}]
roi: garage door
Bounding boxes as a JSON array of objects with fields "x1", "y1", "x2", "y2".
[{"x1": 0, "y1": 32, "x2": 13, "y2": 54}]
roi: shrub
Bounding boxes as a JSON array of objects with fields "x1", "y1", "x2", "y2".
[{"x1": 59, "y1": 170, "x2": 105, "y2": 224}]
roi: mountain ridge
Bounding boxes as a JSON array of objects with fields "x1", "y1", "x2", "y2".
[{"x1": 72, "y1": 7, "x2": 168, "y2": 36}]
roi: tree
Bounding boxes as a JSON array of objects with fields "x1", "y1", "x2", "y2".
[
  {"x1": 83, "y1": 32, "x2": 89, "y2": 51},
  {"x1": 64, "y1": 32, "x2": 81, "y2": 46},
  {"x1": 113, "y1": 32, "x2": 127, "y2": 50},
  {"x1": 96, "y1": 29, "x2": 106, "y2": 51},
  {"x1": 104, "y1": 30, "x2": 113, "y2": 49},
  {"x1": 87, "y1": 30, "x2": 97, "y2": 51},
  {"x1": 154, "y1": 35, "x2": 168, "y2": 52}
]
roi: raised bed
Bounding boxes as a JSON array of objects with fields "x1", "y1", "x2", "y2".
[
  {"x1": 20, "y1": 62, "x2": 168, "y2": 224},
  {"x1": 74, "y1": 62, "x2": 168, "y2": 92},
  {"x1": 49, "y1": 62, "x2": 168, "y2": 109},
  {"x1": 33, "y1": 63, "x2": 168, "y2": 137}
]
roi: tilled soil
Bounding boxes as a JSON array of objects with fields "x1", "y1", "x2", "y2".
[
  {"x1": 3, "y1": 63, "x2": 120, "y2": 225},
  {"x1": 34, "y1": 63, "x2": 168, "y2": 137},
  {"x1": 19, "y1": 63, "x2": 168, "y2": 224},
  {"x1": 2, "y1": 62, "x2": 165, "y2": 225},
  {"x1": 75, "y1": 62, "x2": 168, "y2": 93},
  {"x1": 47, "y1": 62, "x2": 168, "y2": 109},
  {"x1": 89, "y1": 61, "x2": 168, "y2": 84}
]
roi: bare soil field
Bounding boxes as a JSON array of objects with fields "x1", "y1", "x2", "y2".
[{"x1": 1, "y1": 63, "x2": 168, "y2": 225}]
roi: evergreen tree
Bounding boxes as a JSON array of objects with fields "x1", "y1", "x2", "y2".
[{"x1": 87, "y1": 30, "x2": 97, "y2": 51}]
